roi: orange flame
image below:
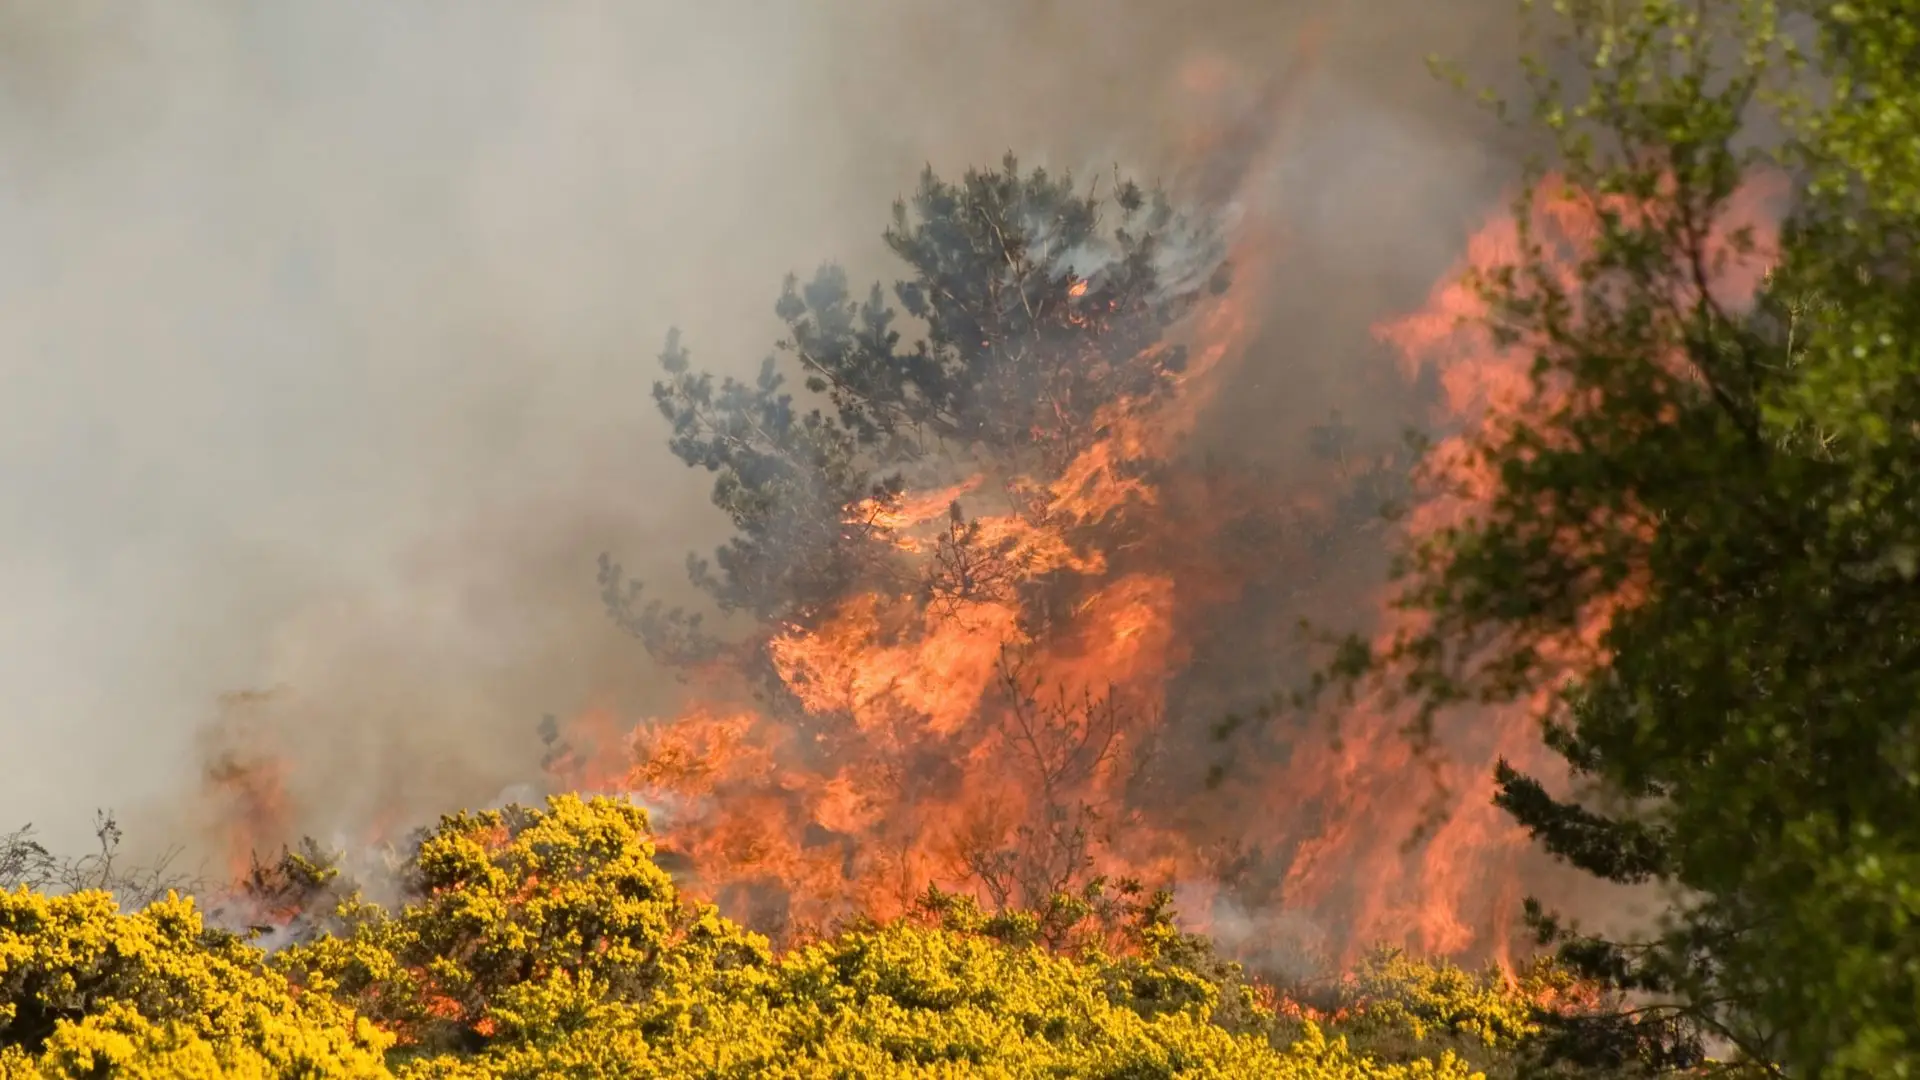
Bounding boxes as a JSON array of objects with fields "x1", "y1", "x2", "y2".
[
  {"x1": 553, "y1": 250, "x2": 1268, "y2": 936},
  {"x1": 200, "y1": 690, "x2": 297, "y2": 883}
]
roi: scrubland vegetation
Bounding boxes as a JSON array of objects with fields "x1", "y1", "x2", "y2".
[{"x1": 0, "y1": 796, "x2": 1644, "y2": 1079}]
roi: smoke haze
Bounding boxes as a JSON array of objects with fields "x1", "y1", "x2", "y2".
[{"x1": 0, "y1": 1, "x2": 1529, "y2": 871}]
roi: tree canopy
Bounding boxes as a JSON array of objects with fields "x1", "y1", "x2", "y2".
[{"x1": 602, "y1": 152, "x2": 1226, "y2": 660}]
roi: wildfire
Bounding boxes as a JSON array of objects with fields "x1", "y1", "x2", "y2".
[
  {"x1": 1379, "y1": 168, "x2": 1784, "y2": 690},
  {"x1": 537, "y1": 169, "x2": 1782, "y2": 974},
  {"x1": 194, "y1": 41, "x2": 1782, "y2": 981}
]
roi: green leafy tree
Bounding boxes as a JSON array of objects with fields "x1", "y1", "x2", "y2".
[{"x1": 1327, "y1": 1, "x2": 1920, "y2": 1075}]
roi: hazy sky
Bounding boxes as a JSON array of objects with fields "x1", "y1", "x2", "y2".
[{"x1": 0, "y1": 0, "x2": 1521, "y2": 857}]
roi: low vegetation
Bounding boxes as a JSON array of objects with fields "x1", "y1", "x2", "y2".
[{"x1": 0, "y1": 795, "x2": 1650, "y2": 1079}]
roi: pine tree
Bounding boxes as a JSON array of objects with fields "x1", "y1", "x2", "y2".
[{"x1": 602, "y1": 153, "x2": 1226, "y2": 691}]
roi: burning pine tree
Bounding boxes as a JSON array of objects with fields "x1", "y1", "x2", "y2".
[
  {"x1": 585, "y1": 155, "x2": 1247, "y2": 926},
  {"x1": 566, "y1": 152, "x2": 1461, "y2": 963}
]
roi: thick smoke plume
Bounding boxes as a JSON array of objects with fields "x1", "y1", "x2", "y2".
[{"x1": 0, "y1": 0, "x2": 1590, "y2": 968}]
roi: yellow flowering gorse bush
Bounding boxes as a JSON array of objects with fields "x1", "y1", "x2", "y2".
[
  {"x1": 0, "y1": 887, "x2": 390, "y2": 1078},
  {"x1": 0, "y1": 796, "x2": 1559, "y2": 1078}
]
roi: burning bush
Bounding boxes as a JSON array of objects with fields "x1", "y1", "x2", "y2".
[{"x1": 5, "y1": 795, "x2": 1601, "y2": 1078}]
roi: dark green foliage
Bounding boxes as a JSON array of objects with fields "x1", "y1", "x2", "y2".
[{"x1": 1323, "y1": 1, "x2": 1920, "y2": 1075}]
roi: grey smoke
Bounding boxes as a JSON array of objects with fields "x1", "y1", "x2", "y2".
[
  {"x1": 1176, "y1": 879, "x2": 1336, "y2": 985},
  {"x1": 0, "y1": 0, "x2": 1532, "y2": 876}
]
